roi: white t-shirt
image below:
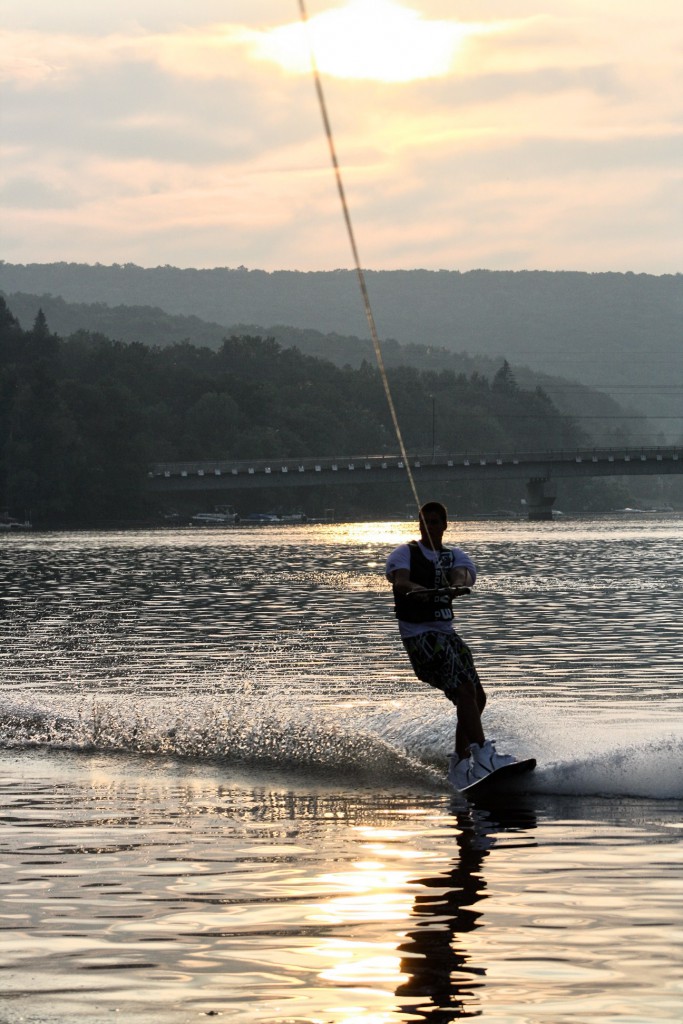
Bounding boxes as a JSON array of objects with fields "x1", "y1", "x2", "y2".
[{"x1": 385, "y1": 540, "x2": 477, "y2": 638}]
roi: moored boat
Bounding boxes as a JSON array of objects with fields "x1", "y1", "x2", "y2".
[
  {"x1": 190, "y1": 505, "x2": 239, "y2": 526},
  {"x1": 0, "y1": 514, "x2": 32, "y2": 531}
]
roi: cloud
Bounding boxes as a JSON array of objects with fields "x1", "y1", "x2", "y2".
[
  {"x1": 251, "y1": 0, "x2": 510, "y2": 83},
  {"x1": 0, "y1": 9, "x2": 560, "y2": 90},
  {"x1": 0, "y1": 175, "x2": 79, "y2": 210},
  {"x1": 0, "y1": 24, "x2": 260, "y2": 87},
  {"x1": 0, "y1": 2, "x2": 681, "y2": 273}
]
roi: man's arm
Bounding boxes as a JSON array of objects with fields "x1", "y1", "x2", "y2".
[
  {"x1": 390, "y1": 564, "x2": 473, "y2": 592},
  {"x1": 390, "y1": 568, "x2": 429, "y2": 596},
  {"x1": 447, "y1": 548, "x2": 477, "y2": 588},
  {"x1": 448, "y1": 565, "x2": 474, "y2": 588},
  {"x1": 391, "y1": 568, "x2": 462, "y2": 601}
]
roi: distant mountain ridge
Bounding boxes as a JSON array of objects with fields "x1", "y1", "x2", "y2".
[
  {"x1": 0, "y1": 262, "x2": 680, "y2": 381},
  {"x1": 1, "y1": 287, "x2": 521, "y2": 374},
  {"x1": 1, "y1": 262, "x2": 680, "y2": 437},
  {"x1": 2, "y1": 289, "x2": 647, "y2": 448}
]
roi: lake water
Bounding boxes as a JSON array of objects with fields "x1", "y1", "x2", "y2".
[{"x1": 1, "y1": 516, "x2": 682, "y2": 1023}]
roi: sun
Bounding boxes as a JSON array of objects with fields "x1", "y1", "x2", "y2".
[{"x1": 252, "y1": 0, "x2": 474, "y2": 84}]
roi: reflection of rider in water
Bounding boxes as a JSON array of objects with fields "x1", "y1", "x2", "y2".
[{"x1": 395, "y1": 805, "x2": 537, "y2": 1021}]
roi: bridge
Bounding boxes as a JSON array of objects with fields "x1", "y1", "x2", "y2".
[{"x1": 147, "y1": 444, "x2": 682, "y2": 519}]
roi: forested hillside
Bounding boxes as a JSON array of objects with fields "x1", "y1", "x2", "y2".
[
  {"x1": 3, "y1": 290, "x2": 648, "y2": 449},
  {"x1": 2, "y1": 262, "x2": 680, "y2": 438},
  {"x1": 1, "y1": 263, "x2": 680, "y2": 388},
  {"x1": 0, "y1": 296, "x2": 630, "y2": 526}
]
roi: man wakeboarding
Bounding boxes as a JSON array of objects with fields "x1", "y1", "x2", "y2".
[{"x1": 386, "y1": 500, "x2": 516, "y2": 790}]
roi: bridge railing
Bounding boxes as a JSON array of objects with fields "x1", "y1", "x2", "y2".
[{"x1": 148, "y1": 444, "x2": 681, "y2": 479}]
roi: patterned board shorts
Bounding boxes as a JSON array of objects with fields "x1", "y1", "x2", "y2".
[{"x1": 403, "y1": 630, "x2": 481, "y2": 706}]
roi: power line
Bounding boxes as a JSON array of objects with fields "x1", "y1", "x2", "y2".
[
  {"x1": 492, "y1": 414, "x2": 683, "y2": 420},
  {"x1": 541, "y1": 384, "x2": 683, "y2": 391}
]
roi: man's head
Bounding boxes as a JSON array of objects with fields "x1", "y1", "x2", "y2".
[{"x1": 418, "y1": 501, "x2": 448, "y2": 547}]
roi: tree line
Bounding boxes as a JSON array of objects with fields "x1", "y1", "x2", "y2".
[
  {"x1": 0, "y1": 296, "x2": 615, "y2": 526},
  {"x1": 2, "y1": 288, "x2": 654, "y2": 450}
]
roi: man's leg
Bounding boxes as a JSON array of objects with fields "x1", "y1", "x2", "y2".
[
  {"x1": 455, "y1": 679, "x2": 485, "y2": 759},
  {"x1": 403, "y1": 632, "x2": 486, "y2": 760},
  {"x1": 450, "y1": 637, "x2": 486, "y2": 760}
]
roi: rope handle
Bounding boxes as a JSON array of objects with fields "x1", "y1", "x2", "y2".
[{"x1": 406, "y1": 586, "x2": 470, "y2": 599}]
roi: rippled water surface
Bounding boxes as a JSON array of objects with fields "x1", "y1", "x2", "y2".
[{"x1": 1, "y1": 516, "x2": 682, "y2": 1022}]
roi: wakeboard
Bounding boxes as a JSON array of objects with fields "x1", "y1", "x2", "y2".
[{"x1": 458, "y1": 758, "x2": 537, "y2": 798}]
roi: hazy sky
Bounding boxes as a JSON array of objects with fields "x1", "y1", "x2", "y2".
[{"x1": 2, "y1": 1, "x2": 681, "y2": 272}]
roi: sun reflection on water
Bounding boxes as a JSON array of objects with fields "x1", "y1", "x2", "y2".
[
  {"x1": 315, "y1": 941, "x2": 409, "y2": 987},
  {"x1": 310, "y1": 860, "x2": 417, "y2": 926}
]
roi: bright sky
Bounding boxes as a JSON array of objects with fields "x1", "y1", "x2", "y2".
[{"x1": 1, "y1": 0, "x2": 681, "y2": 272}]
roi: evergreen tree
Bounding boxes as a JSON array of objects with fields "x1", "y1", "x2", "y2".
[{"x1": 492, "y1": 359, "x2": 518, "y2": 392}]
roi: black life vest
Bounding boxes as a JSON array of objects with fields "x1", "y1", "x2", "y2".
[{"x1": 393, "y1": 541, "x2": 454, "y2": 624}]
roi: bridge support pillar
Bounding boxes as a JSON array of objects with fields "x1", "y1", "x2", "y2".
[{"x1": 525, "y1": 477, "x2": 555, "y2": 521}]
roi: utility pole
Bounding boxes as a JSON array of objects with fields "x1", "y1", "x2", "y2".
[{"x1": 430, "y1": 394, "x2": 436, "y2": 461}]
